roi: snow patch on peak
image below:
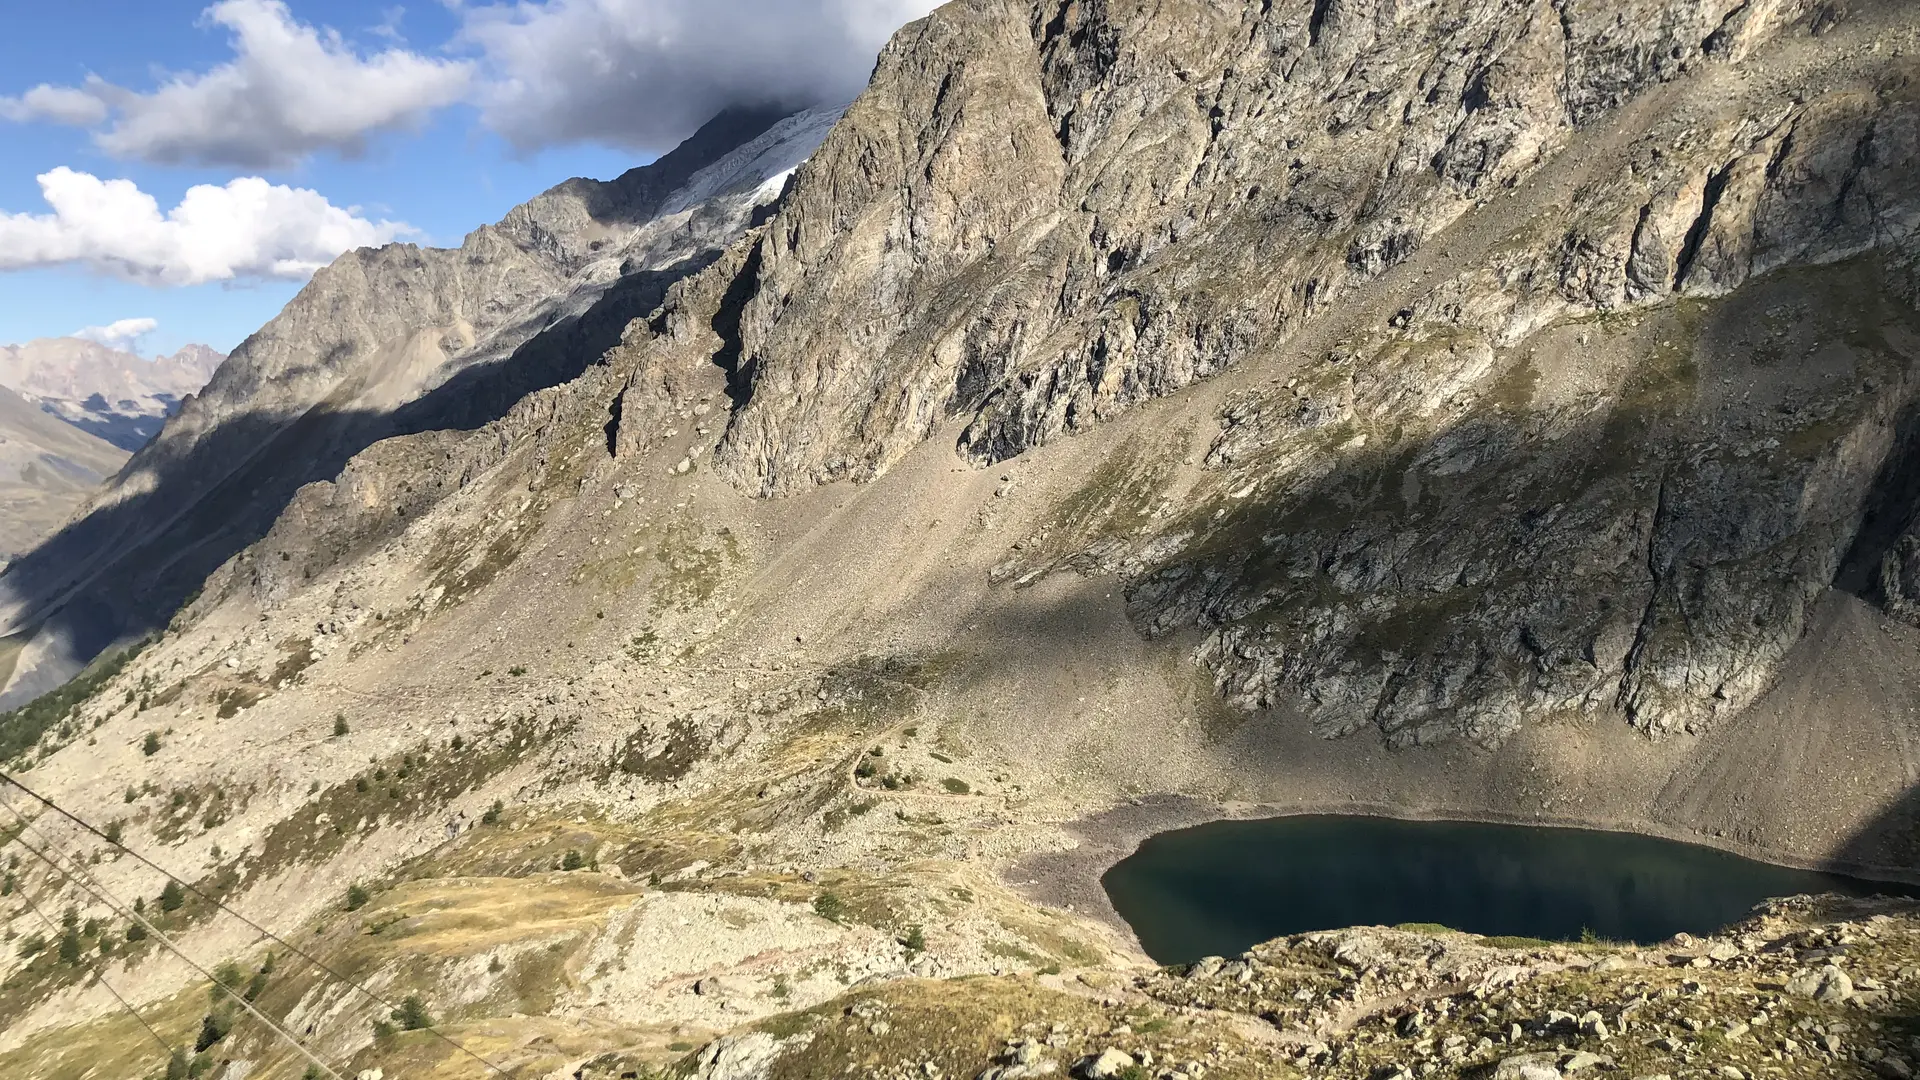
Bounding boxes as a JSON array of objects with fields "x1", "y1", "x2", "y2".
[{"x1": 660, "y1": 104, "x2": 848, "y2": 217}]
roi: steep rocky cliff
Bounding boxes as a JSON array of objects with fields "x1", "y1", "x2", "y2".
[
  {"x1": 691, "y1": 0, "x2": 1920, "y2": 748},
  {"x1": 0, "y1": 2, "x2": 1918, "y2": 1079}
]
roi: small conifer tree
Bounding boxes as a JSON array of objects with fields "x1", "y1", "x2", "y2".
[{"x1": 393, "y1": 994, "x2": 433, "y2": 1031}]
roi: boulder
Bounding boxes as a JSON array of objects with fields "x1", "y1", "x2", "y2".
[
  {"x1": 1475, "y1": 1054, "x2": 1563, "y2": 1080},
  {"x1": 1786, "y1": 964, "x2": 1854, "y2": 1002},
  {"x1": 692, "y1": 1033, "x2": 789, "y2": 1080},
  {"x1": 1076, "y1": 1049, "x2": 1135, "y2": 1080}
]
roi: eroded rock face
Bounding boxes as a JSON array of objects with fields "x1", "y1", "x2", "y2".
[
  {"x1": 671, "y1": 0, "x2": 1920, "y2": 745},
  {"x1": 711, "y1": 0, "x2": 1885, "y2": 495}
]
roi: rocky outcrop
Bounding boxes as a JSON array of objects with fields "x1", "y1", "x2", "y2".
[
  {"x1": 651, "y1": 0, "x2": 1920, "y2": 746},
  {"x1": 708, "y1": 0, "x2": 1875, "y2": 496}
]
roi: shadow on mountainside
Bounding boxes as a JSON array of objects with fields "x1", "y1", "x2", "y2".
[
  {"x1": 1835, "y1": 785, "x2": 1920, "y2": 882},
  {"x1": 0, "y1": 255, "x2": 718, "y2": 707},
  {"x1": 887, "y1": 257, "x2": 1920, "y2": 875},
  {"x1": 965, "y1": 260, "x2": 1912, "y2": 738}
]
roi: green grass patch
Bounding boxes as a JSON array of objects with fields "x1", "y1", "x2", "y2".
[{"x1": 0, "y1": 636, "x2": 150, "y2": 765}]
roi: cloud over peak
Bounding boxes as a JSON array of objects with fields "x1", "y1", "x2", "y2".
[
  {"x1": 0, "y1": 168, "x2": 412, "y2": 286},
  {"x1": 462, "y1": 0, "x2": 943, "y2": 152}
]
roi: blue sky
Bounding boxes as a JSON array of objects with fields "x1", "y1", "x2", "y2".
[{"x1": 0, "y1": 0, "x2": 935, "y2": 357}]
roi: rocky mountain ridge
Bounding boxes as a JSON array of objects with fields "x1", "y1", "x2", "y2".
[
  {"x1": 0, "y1": 103, "x2": 841, "y2": 710},
  {"x1": 693, "y1": 0, "x2": 1920, "y2": 749},
  {"x1": 0, "y1": 2, "x2": 1917, "y2": 1079}
]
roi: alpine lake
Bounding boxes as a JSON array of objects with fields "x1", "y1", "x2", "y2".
[{"x1": 1102, "y1": 815, "x2": 1916, "y2": 965}]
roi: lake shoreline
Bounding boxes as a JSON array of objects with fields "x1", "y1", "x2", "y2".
[{"x1": 1008, "y1": 795, "x2": 1920, "y2": 963}]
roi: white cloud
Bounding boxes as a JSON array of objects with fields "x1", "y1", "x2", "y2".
[
  {"x1": 3, "y1": 0, "x2": 472, "y2": 168},
  {"x1": 0, "y1": 168, "x2": 412, "y2": 286},
  {"x1": 1, "y1": 0, "x2": 940, "y2": 164},
  {"x1": 459, "y1": 0, "x2": 942, "y2": 151},
  {"x1": 0, "y1": 83, "x2": 112, "y2": 126},
  {"x1": 73, "y1": 318, "x2": 161, "y2": 351}
]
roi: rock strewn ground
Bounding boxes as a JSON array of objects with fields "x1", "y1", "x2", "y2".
[{"x1": 653, "y1": 895, "x2": 1920, "y2": 1080}]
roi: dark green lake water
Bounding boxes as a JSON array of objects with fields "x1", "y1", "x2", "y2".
[{"x1": 1101, "y1": 815, "x2": 1912, "y2": 965}]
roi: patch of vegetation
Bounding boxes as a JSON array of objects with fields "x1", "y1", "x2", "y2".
[
  {"x1": 391, "y1": 994, "x2": 433, "y2": 1031},
  {"x1": 985, "y1": 940, "x2": 1049, "y2": 968},
  {"x1": 0, "y1": 636, "x2": 149, "y2": 765},
  {"x1": 612, "y1": 716, "x2": 707, "y2": 781},
  {"x1": 151, "y1": 783, "x2": 253, "y2": 844},
  {"x1": 647, "y1": 517, "x2": 742, "y2": 614},
  {"x1": 212, "y1": 685, "x2": 265, "y2": 719},
  {"x1": 822, "y1": 798, "x2": 877, "y2": 831},
  {"x1": 624, "y1": 628, "x2": 662, "y2": 661},
  {"x1": 1477, "y1": 934, "x2": 1558, "y2": 950},
  {"x1": 243, "y1": 716, "x2": 560, "y2": 883},
  {"x1": 422, "y1": 508, "x2": 541, "y2": 611},
  {"x1": 1037, "y1": 436, "x2": 1183, "y2": 557},
  {"x1": 272, "y1": 637, "x2": 316, "y2": 686}
]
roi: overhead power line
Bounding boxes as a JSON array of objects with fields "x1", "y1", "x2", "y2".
[
  {"x1": 0, "y1": 799, "x2": 344, "y2": 1079},
  {"x1": 0, "y1": 768, "x2": 512, "y2": 1078},
  {"x1": 5, "y1": 856, "x2": 179, "y2": 1064}
]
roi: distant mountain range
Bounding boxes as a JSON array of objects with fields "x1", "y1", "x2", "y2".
[
  {"x1": 0, "y1": 336, "x2": 223, "y2": 567},
  {"x1": 0, "y1": 337, "x2": 225, "y2": 451},
  {"x1": 0, "y1": 382, "x2": 127, "y2": 565}
]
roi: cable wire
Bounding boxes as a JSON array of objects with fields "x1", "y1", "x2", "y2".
[
  {"x1": 0, "y1": 803, "x2": 344, "y2": 1078},
  {"x1": 0, "y1": 768, "x2": 512, "y2": 1077},
  {"x1": 5, "y1": 857, "x2": 179, "y2": 1063}
]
